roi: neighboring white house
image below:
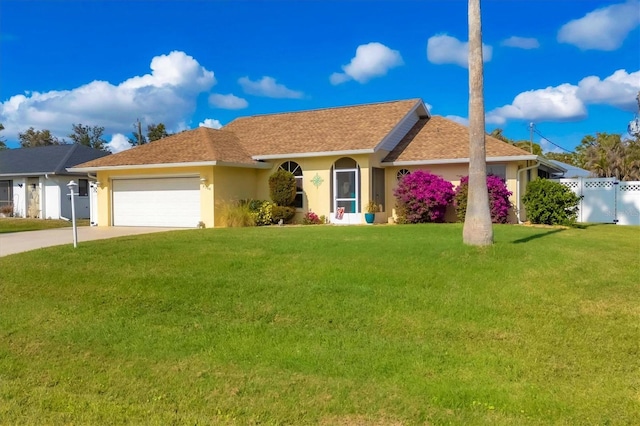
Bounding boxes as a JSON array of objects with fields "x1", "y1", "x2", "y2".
[{"x1": 0, "y1": 144, "x2": 109, "y2": 220}]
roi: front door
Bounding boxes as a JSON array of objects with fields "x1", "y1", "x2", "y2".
[{"x1": 333, "y1": 169, "x2": 360, "y2": 224}]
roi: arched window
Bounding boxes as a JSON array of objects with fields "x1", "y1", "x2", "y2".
[
  {"x1": 397, "y1": 169, "x2": 411, "y2": 181},
  {"x1": 279, "y1": 161, "x2": 303, "y2": 209}
]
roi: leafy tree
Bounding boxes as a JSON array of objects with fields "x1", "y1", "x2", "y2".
[
  {"x1": 128, "y1": 119, "x2": 147, "y2": 147},
  {"x1": 545, "y1": 152, "x2": 578, "y2": 166},
  {"x1": 464, "y1": 0, "x2": 493, "y2": 246},
  {"x1": 576, "y1": 133, "x2": 640, "y2": 181},
  {"x1": 147, "y1": 123, "x2": 170, "y2": 142},
  {"x1": 522, "y1": 179, "x2": 580, "y2": 225},
  {"x1": 489, "y1": 129, "x2": 542, "y2": 155},
  {"x1": 0, "y1": 123, "x2": 7, "y2": 150},
  {"x1": 68, "y1": 123, "x2": 108, "y2": 151},
  {"x1": 18, "y1": 127, "x2": 64, "y2": 147}
]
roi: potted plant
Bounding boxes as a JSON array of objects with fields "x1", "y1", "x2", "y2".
[{"x1": 365, "y1": 200, "x2": 378, "y2": 224}]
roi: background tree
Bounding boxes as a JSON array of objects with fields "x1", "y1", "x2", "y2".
[
  {"x1": 18, "y1": 127, "x2": 64, "y2": 147},
  {"x1": 147, "y1": 123, "x2": 170, "y2": 142},
  {"x1": 68, "y1": 124, "x2": 108, "y2": 151},
  {"x1": 576, "y1": 133, "x2": 640, "y2": 181},
  {"x1": 489, "y1": 128, "x2": 542, "y2": 155},
  {"x1": 463, "y1": 0, "x2": 493, "y2": 246},
  {"x1": 0, "y1": 123, "x2": 7, "y2": 150},
  {"x1": 128, "y1": 119, "x2": 147, "y2": 147},
  {"x1": 545, "y1": 151, "x2": 578, "y2": 166}
]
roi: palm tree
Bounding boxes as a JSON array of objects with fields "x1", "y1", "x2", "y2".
[{"x1": 463, "y1": 0, "x2": 493, "y2": 246}]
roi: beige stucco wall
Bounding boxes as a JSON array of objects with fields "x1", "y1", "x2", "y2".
[{"x1": 94, "y1": 158, "x2": 538, "y2": 227}]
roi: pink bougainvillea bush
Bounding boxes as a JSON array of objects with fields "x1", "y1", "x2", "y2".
[
  {"x1": 393, "y1": 170, "x2": 455, "y2": 223},
  {"x1": 454, "y1": 175, "x2": 513, "y2": 223}
]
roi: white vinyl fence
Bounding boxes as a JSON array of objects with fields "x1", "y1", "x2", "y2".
[{"x1": 555, "y1": 178, "x2": 640, "y2": 225}]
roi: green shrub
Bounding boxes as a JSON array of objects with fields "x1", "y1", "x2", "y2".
[
  {"x1": 271, "y1": 206, "x2": 296, "y2": 224},
  {"x1": 269, "y1": 169, "x2": 296, "y2": 207},
  {"x1": 522, "y1": 179, "x2": 580, "y2": 225},
  {"x1": 217, "y1": 201, "x2": 255, "y2": 227},
  {"x1": 250, "y1": 200, "x2": 275, "y2": 226}
]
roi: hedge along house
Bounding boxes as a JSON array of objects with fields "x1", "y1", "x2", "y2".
[
  {"x1": 69, "y1": 99, "x2": 564, "y2": 228},
  {"x1": 0, "y1": 144, "x2": 109, "y2": 220}
]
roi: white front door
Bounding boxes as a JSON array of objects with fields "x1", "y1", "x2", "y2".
[
  {"x1": 112, "y1": 177, "x2": 200, "y2": 227},
  {"x1": 333, "y1": 169, "x2": 360, "y2": 224}
]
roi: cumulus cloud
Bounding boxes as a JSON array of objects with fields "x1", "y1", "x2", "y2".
[
  {"x1": 238, "y1": 76, "x2": 303, "y2": 99},
  {"x1": 0, "y1": 51, "x2": 215, "y2": 141},
  {"x1": 486, "y1": 84, "x2": 587, "y2": 125},
  {"x1": 208, "y1": 93, "x2": 248, "y2": 109},
  {"x1": 199, "y1": 118, "x2": 222, "y2": 129},
  {"x1": 330, "y1": 42, "x2": 403, "y2": 85},
  {"x1": 427, "y1": 34, "x2": 492, "y2": 68},
  {"x1": 501, "y1": 36, "x2": 540, "y2": 49},
  {"x1": 576, "y1": 69, "x2": 640, "y2": 110},
  {"x1": 106, "y1": 133, "x2": 132, "y2": 154},
  {"x1": 486, "y1": 69, "x2": 640, "y2": 125},
  {"x1": 557, "y1": 0, "x2": 640, "y2": 50}
]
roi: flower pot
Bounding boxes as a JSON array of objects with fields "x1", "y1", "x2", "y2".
[{"x1": 364, "y1": 213, "x2": 375, "y2": 224}]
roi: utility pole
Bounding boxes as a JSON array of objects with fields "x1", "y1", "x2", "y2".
[
  {"x1": 137, "y1": 119, "x2": 144, "y2": 145},
  {"x1": 529, "y1": 122, "x2": 534, "y2": 154}
]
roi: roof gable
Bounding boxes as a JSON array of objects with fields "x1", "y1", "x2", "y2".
[
  {"x1": 224, "y1": 99, "x2": 422, "y2": 158},
  {"x1": 74, "y1": 127, "x2": 255, "y2": 169},
  {"x1": 0, "y1": 144, "x2": 109, "y2": 176},
  {"x1": 383, "y1": 116, "x2": 534, "y2": 163}
]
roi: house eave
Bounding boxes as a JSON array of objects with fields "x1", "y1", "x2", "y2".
[
  {"x1": 253, "y1": 149, "x2": 375, "y2": 161},
  {"x1": 383, "y1": 155, "x2": 540, "y2": 167},
  {"x1": 67, "y1": 160, "x2": 271, "y2": 173}
]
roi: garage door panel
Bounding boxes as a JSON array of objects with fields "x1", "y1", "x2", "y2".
[{"x1": 113, "y1": 178, "x2": 200, "y2": 227}]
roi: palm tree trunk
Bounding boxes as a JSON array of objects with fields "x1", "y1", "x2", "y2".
[{"x1": 463, "y1": 0, "x2": 493, "y2": 246}]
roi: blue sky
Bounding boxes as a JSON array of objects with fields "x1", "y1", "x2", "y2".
[{"x1": 1, "y1": 0, "x2": 638, "y2": 153}]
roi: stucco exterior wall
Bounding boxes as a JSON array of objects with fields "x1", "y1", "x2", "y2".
[
  {"x1": 96, "y1": 166, "x2": 216, "y2": 227},
  {"x1": 212, "y1": 166, "x2": 259, "y2": 227}
]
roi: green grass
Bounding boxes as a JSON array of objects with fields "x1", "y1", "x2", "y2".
[
  {"x1": 1, "y1": 224, "x2": 638, "y2": 425},
  {"x1": 0, "y1": 218, "x2": 89, "y2": 233}
]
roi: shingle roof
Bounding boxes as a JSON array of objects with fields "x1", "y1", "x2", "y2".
[
  {"x1": 0, "y1": 144, "x2": 109, "y2": 176},
  {"x1": 225, "y1": 99, "x2": 420, "y2": 156},
  {"x1": 383, "y1": 116, "x2": 533, "y2": 163},
  {"x1": 74, "y1": 127, "x2": 255, "y2": 168}
]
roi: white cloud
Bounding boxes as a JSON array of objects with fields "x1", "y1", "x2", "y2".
[
  {"x1": 0, "y1": 51, "x2": 215, "y2": 141},
  {"x1": 501, "y1": 36, "x2": 540, "y2": 49},
  {"x1": 576, "y1": 69, "x2": 640, "y2": 111},
  {"x1": 486, "y1": 84, "x2": 587, "y2": 125},
  {"x1": 330, "y1": 42, "x2": 403, "y2": 85},
  {"x1": 446, "y1": 115, "x2": 469, "y2": 126},
  {"x1": 208, "y1": 93, "x2": 248, "y2": 110},
  {"x1": 106, "y1": 133, "x2": 131, "y2": 154},
  {"x1": 486, "y1": 68, "x2": 640, "y2": 125},
  {"x1": 557, "y1": 0, "x2": 640, "y2": 50},
  {"x1": 427, "y1": 34, "x2": 492, "y2": 68},
  {"x1": 199, "y1": 118, "x2": 222, "y2": 129},
  {"x1": 238, "y1": 76, "x2": 303, "y2": 99}
]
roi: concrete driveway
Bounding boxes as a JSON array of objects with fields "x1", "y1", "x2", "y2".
[{"x1": 0, "y1": 226, "x2": 183, "y2": 257}]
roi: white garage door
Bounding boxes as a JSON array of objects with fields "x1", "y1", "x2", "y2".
[{"x1": 112, "y1": 177, "x2": 200, "y2": 227}]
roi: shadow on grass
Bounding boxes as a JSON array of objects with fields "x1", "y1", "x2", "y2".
[{"x1": 512, "y1": 228, "x2": 566, "y2": 244}]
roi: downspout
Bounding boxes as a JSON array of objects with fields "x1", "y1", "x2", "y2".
[{"x1": 516, "y1": 161, "x2": 540, "y2": 224}]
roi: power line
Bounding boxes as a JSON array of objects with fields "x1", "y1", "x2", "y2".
[{"x1": 531, "y1": 126, "x2": 574, "y2": 154}]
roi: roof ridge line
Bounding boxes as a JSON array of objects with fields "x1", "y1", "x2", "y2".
[
  {"x1": 228, "y1": 98, "x2": 421, "y2": 121},
  {"x1": 55, "y1": 143, "x2": 78, "y2": 174}
]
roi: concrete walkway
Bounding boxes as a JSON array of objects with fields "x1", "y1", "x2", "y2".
[{"x1": 0, "y1": 226, "x2": 183, "y2": 257}]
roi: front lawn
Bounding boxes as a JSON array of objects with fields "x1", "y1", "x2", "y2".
[
  {"x1": 0, "y1": 217, "x2": 90, "y2": 233},
  {"x1": 0, "y1": 224, "x2": 638, "y2": 424}
]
